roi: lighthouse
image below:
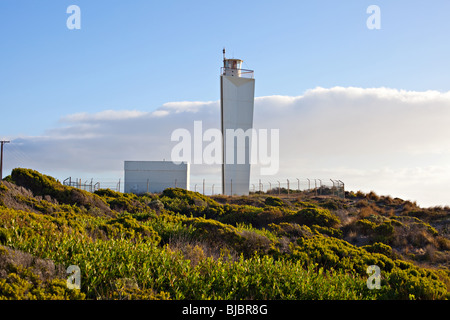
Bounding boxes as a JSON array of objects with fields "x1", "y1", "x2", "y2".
[{"x1": 220, "y1": 49, "x2": 255, "y2": 196}]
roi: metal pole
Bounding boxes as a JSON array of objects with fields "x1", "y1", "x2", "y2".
[
  {"x1": 330, "y1": 179, "x2": 335, "y2": 196},
  {"x1": 296, "y1": 178, "x2": 300, "y2": 191},
  {"x1": 194, "y1": 184, "x2": 197, "y2": 192},
  {"x1": 307, "y1": 178, "x2": 310, "y2": 191},
  {"x1": 338, "y1": 180, "x2": 345, "y2": 199},
  {"x1": 287, "y1": 179, "x2": 290, "y2": 195}
]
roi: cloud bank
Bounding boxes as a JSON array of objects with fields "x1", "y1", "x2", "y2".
[{"x1": 4, "y1": 87, "x2": 450, "y2": 207}]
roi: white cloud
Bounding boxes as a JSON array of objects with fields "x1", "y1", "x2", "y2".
[
  {"x1": 62, "y1": 110, "x2": 148, "y2": 122},
  {"x1": 4, "y1": 86, "x2": 450, "y2": 207}
]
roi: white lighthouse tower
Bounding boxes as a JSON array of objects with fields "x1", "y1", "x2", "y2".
[{"x1": 220, "y1": 49, "x2": 255, "y2": 196}]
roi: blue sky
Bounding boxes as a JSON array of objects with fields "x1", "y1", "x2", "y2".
[
  {"x1": 2, "y1": 0, "x2": 450, "y2": 136},
  {"x1": 1, "y1": 1, "x2": 450, "y2": 206}
]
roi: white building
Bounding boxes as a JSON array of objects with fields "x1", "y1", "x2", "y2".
[
  {"x1": 124, "y1": 161, "x2": 190, "y2": 194},
  {"x1": 220, "y1": 51, "x2": 255, "y2": 196}
]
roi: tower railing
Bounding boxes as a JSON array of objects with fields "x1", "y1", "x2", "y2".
[{"x1": 220, "y1": 67, "x2": 254, "y2": 78}]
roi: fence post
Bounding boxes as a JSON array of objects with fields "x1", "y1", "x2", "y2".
[{"x1": 338, "y1": 180, "x2": 345, "y2": 199}]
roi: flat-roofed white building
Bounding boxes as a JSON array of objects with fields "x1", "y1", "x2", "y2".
[{"x1": 124, "y1": 161, "x2": 190, "y2": 194}]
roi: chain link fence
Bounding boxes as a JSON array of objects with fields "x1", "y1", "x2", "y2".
[{"x1": 63, "y1": 176, "x2": 345, "y2": 199}]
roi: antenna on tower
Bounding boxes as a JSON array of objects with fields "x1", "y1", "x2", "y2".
[{"x1": 223, "y1": 48, "x2": 226, "y2": 61}]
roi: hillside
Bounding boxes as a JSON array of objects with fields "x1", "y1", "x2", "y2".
[{"x1": 0, "y1": 168, "x2": 448, "y2": 300}]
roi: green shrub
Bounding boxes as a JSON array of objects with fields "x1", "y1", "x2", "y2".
[
  {"x1": 362, "y1": 242, "x2": 394, "y2": 258},
  {"x1": 264, "y1": 196, "x2": 284, "y2": 207},
  {"x1": 10, "y1": 168, "x2": 111, "y2": 215},
  {"x1": 355, "y1": 219, "x2": 376, "y2": 234},
  {"x1": 0, "y1": 183, "x2": 8, "y2": 192},
  {"x1": 373, "y1": 221, "x2": 395, "y2": 242},
  {"x1": 311, "y1": 225, "x2": 343, "y2": 238},
  {"x1": 0, "y1": 251, "x2": 85, "y2": 300},
  {"x1": 268, "y1": 223, "x2": 313, "y2": 239},
  {"x1": 162, "y1": 188, "x2": 218, "y2": 207},
  {"x1": 0, "y1": 272, "x2": 85, "y2": 300},
  {"x1": 100, "y1": 214, "x2": 160, "y2": 244},
  {"x1": 319, "y1": 199, "x2": 345, "y2": 210},
  {"x1": 296, "y1": 201, "x2": 317, "y2": 209},
  {"x1": 183, "y1": 217, "x2": 275, "y2": 257},
  {"x1": 290, "y1": 207, "x2": 340, "y2": 228},
  {"x1": 386, "y1": 268, "x2": 447, "y2": 300}
]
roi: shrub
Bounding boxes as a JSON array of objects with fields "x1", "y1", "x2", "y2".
[
  {"x1": 0, "y1": 271, "x2": 85, "y2": 300},
  {"x1": 10, "y1": 168, "x2": 111, "y2": 215},
  {"x1": 311, "y1": 225, "x2": 343, "y2": 238},
  {"x1": 183, "y1": 217, "x2": 275, "y2": 257},
  {"x1": 101, "y1": 214, "x2": 160, "y2": 244},
  {"x1": 268, "y1": 223, "x2": 313, "y2": 239},
  {"x1": 362, "y1": 242, "x2": 394, "y2": 258},
  {"x1": 386, "y1": 269, "x2": 447, "y2": 300},
  {"x1": 290, "y1": 207, "x2": 340, "y2": 228},
  {"x1": 354, "y1": 219, "x2": 376, "y2": 234},
  {"x1": 162, "y1": 188, "x2": 218, "y2": 207},
  {"x1": 0, "y1": 183, "x2": 8, "y2": 193},
  {"x1": 373, "y1": 221, "x2": 395, "y2": 242},
  {"x1": 264, "y1": 196, "x2": 284, "y2": 207},
  {"x1": 319, "y1": 199, "x2": 345, "y2": 210},
  {"x1": 367, "y1": 191, "x2": 380, "y2": 201},
  {"x1": 0, "y1": 246, "x2": 85, "y2": 300}
]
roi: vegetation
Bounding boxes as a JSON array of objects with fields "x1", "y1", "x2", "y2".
[{"x1": 0, "y1": 169, "x2": 449, "y2": 300}]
